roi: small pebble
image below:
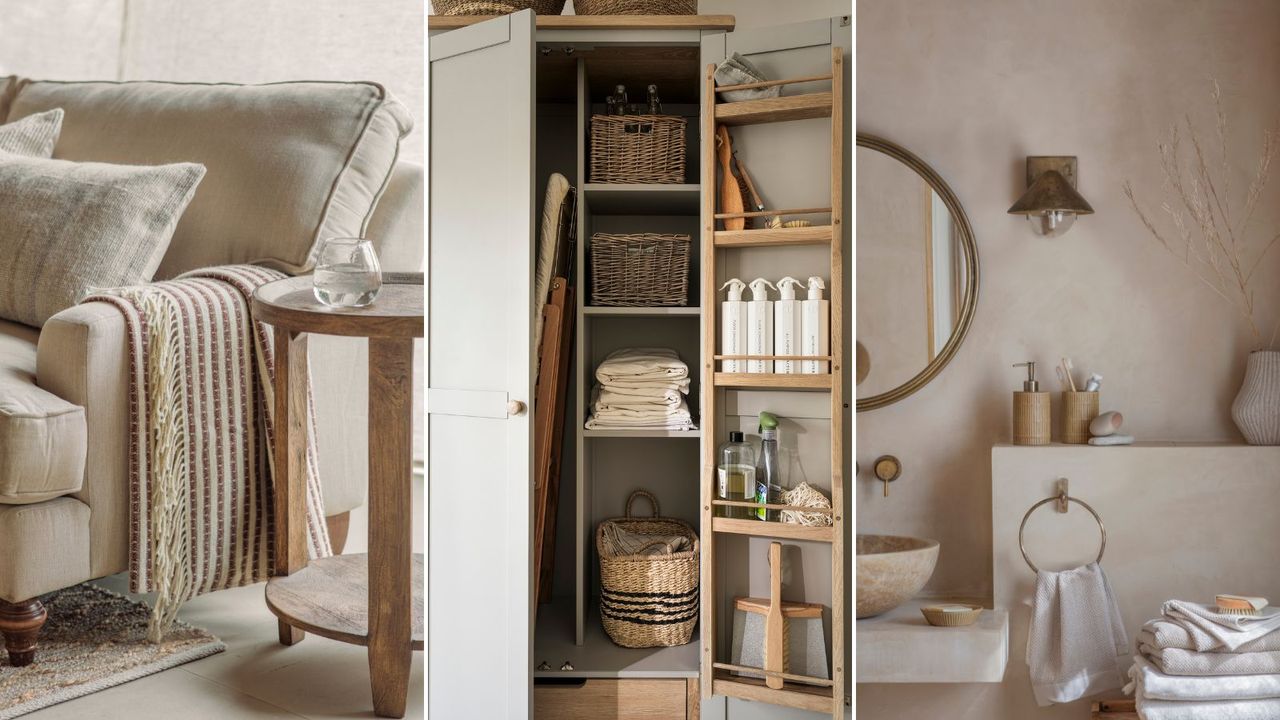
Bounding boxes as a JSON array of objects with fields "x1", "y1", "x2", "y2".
[
  {"x1": 1089, "y1": 411, "x2": 1124, "y2": 437},
  {"x1": 1089, "y1": 434, "x2": 1134, "y2": 446}
]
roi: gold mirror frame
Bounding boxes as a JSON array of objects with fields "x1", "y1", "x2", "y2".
[{"x1": 856, "y1": 133, "x2": 979, "y2": 412}]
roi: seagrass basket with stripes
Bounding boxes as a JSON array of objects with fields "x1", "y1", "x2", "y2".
[{"x1": 596, "y1": 490, "x2": 699, "y2": 648}]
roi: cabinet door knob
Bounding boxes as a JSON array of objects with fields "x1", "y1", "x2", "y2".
[{"x1": 507, "y1": 400, "x2": 527, "y2": 417}]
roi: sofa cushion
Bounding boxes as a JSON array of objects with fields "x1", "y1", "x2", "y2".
[
  {"x1": 5, "y1": 80, "x2": 413, "y2": 279},
  {"x1": 0, "y1": 109, "x2": 62, "y2": 157},
  {"x1": 0, "y1": 318, "x2": 86, "y2": 505},
  {"x1": 0, "y1": 497, "x2": 91, "y2": 601},
  {"x1": 0, "y1": 154, "x2": 206, "y2": 327}
]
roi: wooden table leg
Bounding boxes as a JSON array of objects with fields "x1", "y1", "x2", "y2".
[
  {"x1": 274, "y1": 329, "x2": 310, "y2": 646},
  {"x1": 368, "y1": 336, "x2": 414, "y2": 718}
]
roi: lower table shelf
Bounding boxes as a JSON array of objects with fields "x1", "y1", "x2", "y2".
[{"x1": 265, "y1": 552, "x2": 424, "y2": 650}]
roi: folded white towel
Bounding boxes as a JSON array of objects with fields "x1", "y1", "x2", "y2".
[
  {"x1": 1140, "y1": 621, "x2": 1280, "y2": 654},
  {"x1": 1163, "y1": 601, "x2": 1280, "y2": 652},
  {"x1": 595, "y1": 348, "x2": 688, "y2": 385},
  {"x1": 1129, "y1": 655, "x2": 1280, "y2": 702},
  {"x1": 598, "y1": 385, "x2": 684, "y2": 407},
  {"x1": 1027, "y1": 562, "x2": 1129, "y2": 706},
  {"x1": 1129, "y1": 657, "x2": 1280, "y2": 719},
  {"x1": 591, "y1": 393, "x2": 693, "y2": 421},
  {"x1": 584, "y1": 415, "x2": 697, "y2": 431},
  {"x1": 1142, "y1": 643, "x2": 1280, "y2": 676}
]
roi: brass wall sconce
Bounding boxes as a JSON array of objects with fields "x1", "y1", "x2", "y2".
[{"x1": 1007, "y1": 156, "x2": 1094, "y2": 238}]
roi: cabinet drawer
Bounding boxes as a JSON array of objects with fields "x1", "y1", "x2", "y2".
[{"x1": 534, "y1": 678, "x2": 689, "y2": 719}]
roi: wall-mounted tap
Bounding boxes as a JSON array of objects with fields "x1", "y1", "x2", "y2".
[{"x1": 873, "y1": 455, "x2": 901, "y2": 497}]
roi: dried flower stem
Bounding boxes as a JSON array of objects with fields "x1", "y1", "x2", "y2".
[{"x1": 1126, "y1": 80, "x2": 1280, "y2": 350}]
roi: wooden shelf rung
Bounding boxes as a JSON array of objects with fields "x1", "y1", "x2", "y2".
[
  {"x1": 713, "y1": 225, "x2": 833, "y2": 248},
  {"x1": 714, "y1": 354, "x2": 832, "y2": 361},
  {"x1": 711, "y1": 671, "x2": 833, "y2": 714},
  {"x1": 711, "y1": 662, "x2": 834, "y2": 687},
  {"x1": 714, "y1": 206, "x2": 831, "y2": 220},
  {"x1": 711, "y1": 517, "x2": 834, "y2": 542},
  {"x1": 714, "y1": 92, "x2": 833, "y2": 126},
  {"x1": 713, "y1": 373, "x2": 832, "y2": 391},
  {"x1": 714, "y1": 74, "x2": 833, "y2": 93},
  {"x1": 711, "y1": 500, "x2": 834, "y2": 514}
]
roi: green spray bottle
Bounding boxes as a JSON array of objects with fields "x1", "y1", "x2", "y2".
[{"x1": 754, "y1": 411, "x2": 781, "y2": 521}]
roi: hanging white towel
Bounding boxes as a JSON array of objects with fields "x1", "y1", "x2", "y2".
[{"x1": 1026, "y1": 562, "x2": 1129, "y2": 706}]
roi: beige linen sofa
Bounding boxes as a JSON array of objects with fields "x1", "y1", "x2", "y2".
[{"x1": 0, "y1": 77, "x2": 422, "y2": 665}]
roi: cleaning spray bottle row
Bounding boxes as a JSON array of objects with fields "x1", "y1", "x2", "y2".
[{"x1": 719, "y1": 276, "x2": 829, "y2": 374}]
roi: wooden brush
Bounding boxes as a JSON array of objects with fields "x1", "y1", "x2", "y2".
[{"x1": 1216, "y1": 594, "x2": 1268, "y2": 615}]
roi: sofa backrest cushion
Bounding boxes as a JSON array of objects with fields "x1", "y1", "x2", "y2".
[{"x1": 5, "y1": 80, "x2": 412, "y2": 278}]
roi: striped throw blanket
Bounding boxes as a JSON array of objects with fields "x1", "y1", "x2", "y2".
[{"x1": 88, "y1": 265, "x2": 331, "y2": 641}]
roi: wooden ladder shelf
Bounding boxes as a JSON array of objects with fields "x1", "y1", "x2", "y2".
[{"x1": 699, "y1": 48, "x2": 845, "y2": 717}]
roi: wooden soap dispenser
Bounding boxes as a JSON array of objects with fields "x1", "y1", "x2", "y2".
[{"x1": 1013, "y1": 361, "x2": 1050, "y2": 445}]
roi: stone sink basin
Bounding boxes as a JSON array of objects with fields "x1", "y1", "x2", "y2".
[{"x1": 856, "y1": 534, "x2": 940, "y2": 618}]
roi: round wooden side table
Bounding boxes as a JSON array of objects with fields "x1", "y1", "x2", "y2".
[{"x1": 252, "y1": 276, "x2": 423, "y2": 719}]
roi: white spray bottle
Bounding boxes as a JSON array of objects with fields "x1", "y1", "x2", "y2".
[
  {"x1": 747, "y1": 278, "x2": 776, "y2": 373},
  {"x1": 774, "y1": 277, "x2": 804, "y2": 374},
  {"x1": 719, "y1": 279, "x2": 748, "y2": 373},
  {"x1": 801, "y1": 276, "x2": 829, "y2": 374}
]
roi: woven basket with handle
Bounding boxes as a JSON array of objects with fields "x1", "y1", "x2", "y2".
[
  {"x1": 590, "y1": 114, "x2": 686, "y2": 184},
  {"x1": 432, "y1": 0, "x2": 566, "y2": 15},
  {"x1": 575, "y1": 0, "x2": 695, "y2": 14},
  {"x1": 590, "y1": 232, "x2": 690, "y2": 306},
  {"x1": 597, "y1": 490, "x2": 699, "y2": 648}
]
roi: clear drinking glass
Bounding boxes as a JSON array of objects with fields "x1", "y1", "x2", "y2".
[{"x1": 313, "y1": 237, "x2": 382, "y2": 308}]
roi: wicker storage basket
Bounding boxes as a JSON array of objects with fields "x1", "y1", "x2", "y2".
[
  {"x1": 590, "y1": 233, "x2": 690, "y2": 306},
  {"x1": 575, "y1": 0, "x2": 695, "y2": 14},
  {"x1": 590, "y1": 114, "x2": 686, "y2": 184},
  {"x1": 432, "y1": 0, "x2": 565, "y2": 15},
  {"x1": 597, "y1": 491, "x2": 699, "y2": 648}
]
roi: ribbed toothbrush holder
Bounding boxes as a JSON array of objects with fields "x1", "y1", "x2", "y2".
[{"x1": 1062, "y1": 391, "x2": 1099, "y2": 444}]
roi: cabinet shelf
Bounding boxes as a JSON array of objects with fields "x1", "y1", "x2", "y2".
[
  {"x1": 713, "y1": 373, "x2": 832, "y2": 391},
  {"x1": 584, "y1": 428, "x2": 701, "y2": 438},
  {"x1": 583, "y1": 184, "x2": 700, "y2": 215},
  {"x1": 711, "y1": 670, "x2": 834, "y2": 713},
  {"x1": 711, "y1": 517, "x2": 834, "y2": 543},
  {"x1": 584, "y1": 306, "x2": 700, "y2": 318},
  {"x1": 714, "y1": 92, "x2": 833, "y2": 126},
  {"x1": 713, "y1": 225, "x2": 832, "y2": 247}
]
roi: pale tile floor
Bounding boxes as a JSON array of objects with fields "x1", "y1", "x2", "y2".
[{"x1": 26, "y1": 478, "x2": 426, "y2": 720}]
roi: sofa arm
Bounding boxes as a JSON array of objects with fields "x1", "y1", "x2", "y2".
[
  {"x1": 36, "y1": 302, "x2": 130, "y2": 580},
  {"x1": 36, "y1": 302, "x2": 370, "y2": 557}
]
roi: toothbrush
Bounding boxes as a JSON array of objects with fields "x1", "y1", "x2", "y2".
[{"x1": 1061, "y1": 358, "x2": 1078, "y2": 392}]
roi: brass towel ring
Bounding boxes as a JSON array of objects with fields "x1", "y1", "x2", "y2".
[{"x1": 1018, "y1": 490, "x2": 1106, "y2": 574}]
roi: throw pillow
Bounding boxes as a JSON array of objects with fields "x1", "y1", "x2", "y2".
[
  {"x1": 0, "y1": 153, "x2": 205, "y2": 327},
  {"x1": 0, "y1": 109, "x2": 63, "y2": 157}
]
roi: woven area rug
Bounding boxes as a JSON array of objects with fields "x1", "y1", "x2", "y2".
[{"x1": 0, "y1": 584, "x2": 224, "y2": 719}]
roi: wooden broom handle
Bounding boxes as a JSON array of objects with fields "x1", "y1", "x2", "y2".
[{"x1": 765, "y1": 542, "x2": 784, "y2": 689}]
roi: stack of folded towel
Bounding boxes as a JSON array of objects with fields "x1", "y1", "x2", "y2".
[
  {"x1": 585, "y1": 348, "x2": 696, "y2": 431},
  {"x1": 1127, "y1": 599, "x2": 1280, "y2": 719}
]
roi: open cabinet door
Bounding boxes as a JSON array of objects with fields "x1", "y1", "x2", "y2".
[
  {"x1": 700, "y1": 15, "x2": 852, "y2": 720},
  {"x1": 427, "y1": 10, "x2": 536, "y2": 720}
]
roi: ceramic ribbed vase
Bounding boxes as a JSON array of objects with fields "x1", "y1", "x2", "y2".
[{"x1": 1232, "y1": 350, "x2": 1280, "y2": 445}]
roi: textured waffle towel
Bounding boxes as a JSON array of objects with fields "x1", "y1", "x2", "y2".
[
  {"x1": 1140, "y1": 620, "x2": 1280, "y2": 654},
  {"x1": 88, "y1": 265, "x2": 331, "y2": 641},
  {"x1": 1162, "y1": 601, "x2": 1280, "y2": 652},
  {"x1": 1129, "y1": 655, "x2": 1280, "y2": 702},
  {"x1": 1129, "y1": 657, "x2": 1280, "y2": 719},
  {"x1": 1026, "y1": 562, "x2": 1129, "y2": 706}
]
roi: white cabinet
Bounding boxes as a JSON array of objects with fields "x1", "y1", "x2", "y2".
[{"x1": 427, "y1": 11, "x2": 850, "y2": 719}]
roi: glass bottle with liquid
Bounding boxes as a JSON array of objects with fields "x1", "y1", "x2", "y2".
[
  {"x1": 754, "y1": 412, "x2": 783, "y2": 521},
  {"x1": 717, "y1": 431, "x2": 755, "y2": 519}
]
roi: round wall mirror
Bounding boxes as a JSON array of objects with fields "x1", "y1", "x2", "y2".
[{"x1": 856, "y1": 133, "x2": 978, "y2": 411}]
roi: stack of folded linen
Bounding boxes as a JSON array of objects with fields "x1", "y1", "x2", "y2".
[
  {"x1": 1128, "y1": 599, "x2": 1280, "y2": 719},
  {"x1": 585, "y1": 348, "x2": 695, "y2": 431}
]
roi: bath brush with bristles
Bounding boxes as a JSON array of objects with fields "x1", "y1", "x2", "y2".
[{"x1": 1216, "y1": 594, "x2": 1268, "y2": 615}]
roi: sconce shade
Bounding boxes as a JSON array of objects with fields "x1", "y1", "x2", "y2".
[{"x1": 1007, "y1": 169, "x2": 1095, "y2": 216}]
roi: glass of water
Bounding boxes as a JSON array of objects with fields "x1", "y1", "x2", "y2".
[{"x1": 313, "y1": 237, "x2": 382, "y2": 308}]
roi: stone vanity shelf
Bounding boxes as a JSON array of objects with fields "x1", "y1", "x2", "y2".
[{"x1": 855, "y1": 600, "x2": 1009, "y2": 684}]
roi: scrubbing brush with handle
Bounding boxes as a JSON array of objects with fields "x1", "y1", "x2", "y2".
[{"x1": 1217, "y1": 594, "x2": 1269, "y2": 616}]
